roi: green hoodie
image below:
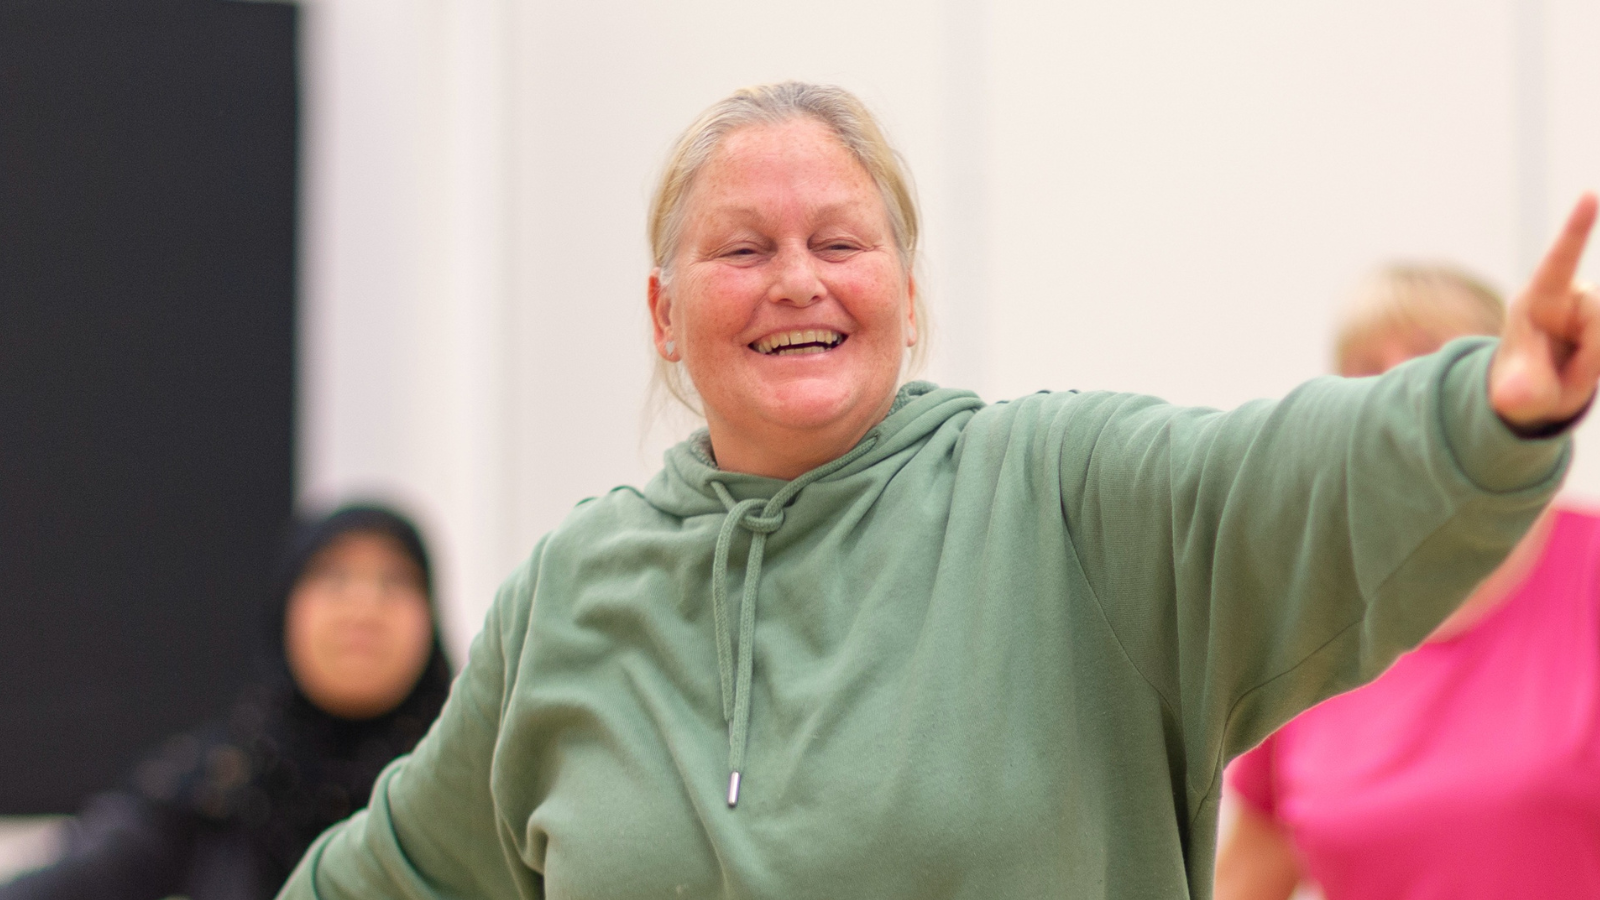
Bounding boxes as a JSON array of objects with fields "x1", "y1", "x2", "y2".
[{"x1": 280, "y1": 339, "x2": 1566, "y2": 899}]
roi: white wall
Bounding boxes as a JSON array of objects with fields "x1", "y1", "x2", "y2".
[{"x1": 299, "y1": 0, "x2": 1600, "y2": 660}]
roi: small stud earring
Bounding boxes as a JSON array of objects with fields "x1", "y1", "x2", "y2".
[{"x1": 664, "y1": 340, "x2": 676, "y2": 357}]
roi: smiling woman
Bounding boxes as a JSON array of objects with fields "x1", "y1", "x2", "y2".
[
  {"x1": 275, "y1": 83, "x2": 1600, "y2": 900},
  {"x1": 646, "y1": 85, "x2": 927, "y2": 417},
  {"x1": 649, "y1": 113, "x2": 919, "y2": 479}
]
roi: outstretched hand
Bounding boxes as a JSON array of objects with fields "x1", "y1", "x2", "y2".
[{"x1": 1489, "y1": 193, "x2": 1600, "y2": 432}]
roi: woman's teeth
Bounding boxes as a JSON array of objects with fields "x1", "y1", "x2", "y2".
[{"x1": 751, "y1": 329, "x2": 846, "y2": 355}]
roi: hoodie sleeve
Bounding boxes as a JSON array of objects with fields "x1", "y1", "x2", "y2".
[
  {"x1": 276, "y1": 544, "x2": 547, "y2": 900},
  {"x1": 1052, "y1": 337, "x2": 1567, "y2": 820}
]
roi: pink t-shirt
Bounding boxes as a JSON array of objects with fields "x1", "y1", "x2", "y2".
[{"x1": 1227, "y1": 507, "x2": 1600, "y2": 899}]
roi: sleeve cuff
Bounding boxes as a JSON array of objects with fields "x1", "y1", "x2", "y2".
[{"x1": 1437, "y1": 337, "x2": 1571, "y2": 494}]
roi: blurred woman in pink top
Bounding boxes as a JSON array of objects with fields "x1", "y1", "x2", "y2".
[{"x1": 1214, "y1": 265, "x2": 1600, "y2": 899}]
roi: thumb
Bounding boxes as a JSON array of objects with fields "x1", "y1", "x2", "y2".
[{"x1": 1489, "y1": 334, "x2": 1561, "y2": 425}]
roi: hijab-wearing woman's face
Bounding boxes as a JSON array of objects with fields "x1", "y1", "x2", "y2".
[
  {"x1": 284, "y1": 531, "x2": 435, "y2": 719},
  {"x1": 651, "y1": 118, "x2": 916, "y2": 475}
]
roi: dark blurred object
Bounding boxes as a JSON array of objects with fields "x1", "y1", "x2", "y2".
[{"x1": 0, "y1": 0, "x2": 298, "y2": 813}]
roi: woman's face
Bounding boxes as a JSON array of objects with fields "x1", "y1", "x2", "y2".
[
  {"x1": 284, "y1": 531, "x2": 434, "y2": 719},
  {"x1": 1339, "y1": 325, "x2": 1453, "y2": 377},
  {"x1": 649, "y1": 118, "x2": 917, "y2": 478}
]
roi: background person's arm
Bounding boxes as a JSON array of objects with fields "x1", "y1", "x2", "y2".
[
  {"x1": 0, "y1": 793, "x2": 191, "y2": 900},
  {"x1": 1214, "y1": 800, "x2": 1302, "y2": 900}
]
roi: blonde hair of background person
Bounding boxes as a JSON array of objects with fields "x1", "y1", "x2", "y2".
[
  {"x1": 1334, "y1": 264, "x2": 1505, "y2": 377},
  {"x1": 274, "y1": 83, "x2": 1600, "y2": 900},
  {"x1": 1211, "y1": 265, "x2": 1573, "y2": 900}
]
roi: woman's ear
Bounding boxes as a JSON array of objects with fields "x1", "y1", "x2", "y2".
[
  {"x1": 649, "y1": 268, "x2": 678, "y2": 360},
  {"x1": 904, "y1": 273, "x2": 919, "y2": 347}
]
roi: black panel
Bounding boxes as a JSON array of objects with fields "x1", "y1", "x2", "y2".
[{"x1": 0, "y1": 0, "x2": 298, "y2": 813}]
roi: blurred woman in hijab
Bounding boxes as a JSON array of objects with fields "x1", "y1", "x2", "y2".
[{"x1": 0, "y1": 504, "x2": 453, "y2": 900}]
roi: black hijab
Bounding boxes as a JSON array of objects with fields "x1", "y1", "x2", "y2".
[{"x1": 126, "y1": 504, "x2": 454, "y2": 889}]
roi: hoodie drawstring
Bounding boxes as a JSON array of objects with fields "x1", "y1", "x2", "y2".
[{"x1": 706, "y1": 435, "x2": 878, "y2": 808}]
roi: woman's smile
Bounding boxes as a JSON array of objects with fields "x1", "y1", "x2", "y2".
[{"x1": 749, "y1": 328, "x2": 848, "y2": 355}]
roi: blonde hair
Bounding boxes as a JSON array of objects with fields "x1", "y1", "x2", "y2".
[
  {"x1": 1334, "y1": 264, "x2": 1505, "y2": 375},
  {"x1": 647, "y1": 82, "x2": 929, "y2": 414}
]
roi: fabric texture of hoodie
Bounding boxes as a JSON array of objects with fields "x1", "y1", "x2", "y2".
[{"x1": 279, "y1": 339, "x2": 1568, "y2": 900}]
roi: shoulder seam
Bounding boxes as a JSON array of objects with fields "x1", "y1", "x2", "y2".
[
  {"x1": 1193, "y1": 615, "x2": 1363, "y2": 827},
  {"x1": 1071, "y1": 543, "x2": 1185, "y2": 746},
  {"x1": 1194, "y1": 501, "x2": 1478, "y2": 826}
]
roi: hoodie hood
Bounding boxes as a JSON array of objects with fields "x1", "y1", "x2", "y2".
[
  {"x1": 643, "y1": 381, "x2": 986, "y2": 517},
  {"x1": 638, "y1": 381, "x2": 984, "y2": 807}
]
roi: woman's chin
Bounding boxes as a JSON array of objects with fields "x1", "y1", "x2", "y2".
[{"x1": 751, "y1": 378, "x2": 892, "y2": 434}]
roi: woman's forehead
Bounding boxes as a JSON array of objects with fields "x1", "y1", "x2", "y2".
[
  {"x1": 308, "y1": 530, "x2": 417, "y2": 568},
  {"x1": 692, "y1": 197, "x2": 883, "y2": 231},
  {"x1": 684, "y1": 123, "x2": 885, "y2": 229}
]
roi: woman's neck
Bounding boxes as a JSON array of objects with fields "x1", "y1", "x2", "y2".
[{"x1": 704, "y1": 398, "x2": 893, "y2": 480}]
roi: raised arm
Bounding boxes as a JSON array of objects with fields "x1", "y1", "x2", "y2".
[{"x1": 1045, "y1": 213, "x2": 1599, "y2": 842}]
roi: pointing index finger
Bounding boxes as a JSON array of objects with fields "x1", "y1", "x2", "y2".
[{"x1": 1530, "y1": 193, "x2": 1598, "y2": 302}]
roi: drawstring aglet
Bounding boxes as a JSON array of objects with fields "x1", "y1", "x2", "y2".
[{"x1": 727, "y1": 771, "x2": 742, "y2": 808}]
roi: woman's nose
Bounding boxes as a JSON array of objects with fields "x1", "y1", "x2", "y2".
[{"x1": 768, "y1": 246, "x2": 824, "y2": 307}]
